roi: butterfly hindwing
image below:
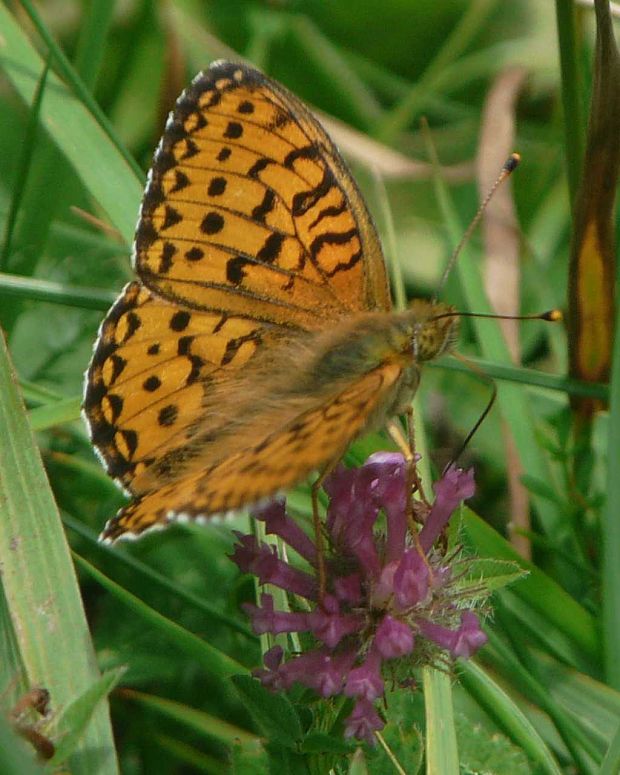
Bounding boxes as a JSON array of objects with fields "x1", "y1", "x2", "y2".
[{"x1": 100, "y1": 362, "x2": 403, "y2": 541}]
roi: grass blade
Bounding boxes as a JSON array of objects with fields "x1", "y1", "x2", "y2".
[
  {"x1": 0, "y1": 5, "x2": 142, "y2": 243},
  {"x1": 0, "y1": 330, "x2": 117, "y2": 773},
  {"x1": 459, "y1": 660, "x2": 562, "y2": 775},
  {"x1": 423, "y1": 667, "x2": 459, "y2": 773}
]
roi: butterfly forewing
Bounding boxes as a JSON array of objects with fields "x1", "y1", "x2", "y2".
[{"x1": 135, "y1": 61, "x2": 390, "y2": 325}]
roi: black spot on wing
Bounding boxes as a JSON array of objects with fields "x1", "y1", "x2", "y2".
[
  {"x1": 201, "y1": 212, "x2": 224, "y2": 235},
  {"x1": 161, "y1": 206, "x2": 182, "y2": 231},
  {"x1": 251, "y1": 188, "x2": 276, "y2": 222},
  {"x1": 224, "y1": 121, "x2": 243, "y2": 139},
  {"x1": 119, "y1": 429, "x2": 138, "y2": 458},
  {"x1": 291, "y1": 169, "x2": 334, "y2": 217},
  {"x1": 159, "y1": 242, "x2": 177, "y2": 274},
  {"x1": 185, "y1": 247, "x2": 204, "y2": 261},
  {"x1": 123, "y1": 312, "x2": 141, "y2": 341},
  {"x1": 177, "y1": 335, "x2": 194, "y2": 356},
  {"x1": 180, "y1": 138, "x2": 199, "y2": 160},
  {"x1": 106, "y1": 393, "x2": 124, "y2": 422},
  {"x1": 284, "y1": 144, "x2": 319, "y2": 169},
  {"x1": 256, "y1": 233, "x2": 284, "y2": 264},
  {"x1": 309, "y1": 228, "x2": 362, "y2": 275},
  {"x1": 248, "y1": 157, "x2": 272, "y2": 178},
  {"x1": 158, "y1": 404, "x2": 178, "y2": 427},
  {"x1": 187, "y1": 355, "x2": 205, "y2": 384},
  {"x1": 222, "y1": 332, "x2": 260, "y2": 366},
  {"x1": 226, "y1": 256, "x2": 248, "y2": 286},
  {"x1": 308, "y1": 201, "x2": 348, "y2": 230},
  {"x1": 109, "y1": 354, "x2": 127, "y2": 383},
  {"x1": 208, "y1": 177, "x2": 227, "y2": 196},
  {"x1": 170, "y1": 170, "x2": 190, "y2": 193},
  {"x1": 170, "y1": 311, "x2": 191, "y2": 331}
]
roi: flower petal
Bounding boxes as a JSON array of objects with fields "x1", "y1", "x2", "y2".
[
  {"x1": 374, "y1": 615, "x2": 415, "y2": 659},
  {"x1": 344, "y1": 648, "x2": 384, "y2": 701},
  {"x1": 418, "y1": 466, "x2": 475, "y2": 552},
  {"x1": 344, "y1": 698, "x2": 384, "y2": 744},
  {"x1": 252, "y1": 499, "x2": 318, "y2": 565}
]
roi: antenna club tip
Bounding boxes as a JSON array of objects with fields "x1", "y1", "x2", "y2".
[
  {"x1": 543, "y1": 309, "x2": 563, "y2": 322},
  {"x1": 504, "y1": 152, "x2": 521, "y2": 173}
]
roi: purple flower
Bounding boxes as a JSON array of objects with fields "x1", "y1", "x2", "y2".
[
  {"x1": 333, "y1": 573, "x2": 363, "y2": 604},
  {"x1": 252, "y1": 645, "x2": 285, "y2": 690},
  {"x1": 307, "y1": 594, "x2": 363, "y2": 647},
  {"x1": 374, "y1": 615, "x2": 415, "y2": 659},
  {"x1": 418, "y1": 466, "x2": 475, "y2": 552},
  {"x1": 242, "y1": 593, "x2": 309, "y2": 635},
  {"x1": 231, "y1": 534, "x2": 317, "y2": 600},
  {"x1": 344, "y1": 647, "x2": 384, "y2": 701},
  {"x1": 344, "y1": 698, "x2": 384, "y2": 746},
  {"x1": 418, "y1": 611, "x2": 487, "y2": 658},
  {"x1": 253, "y1": 499, "x2": 318, "y2": 565},
  {"x1": 230, "y1": 453, "x2": 484, "y2": 743},
  {"x1": 393, "y1": 548, "x2": 430, "y2": 609},
  {"x1": 452, "y1": 611, "x2": 488, "y2": 657},
  {"x1": 277, "y1": 647, "x2": 357, "y2": 698}
]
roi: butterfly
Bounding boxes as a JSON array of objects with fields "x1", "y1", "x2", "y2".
[{"x1": 83, "y1": 60, "x2": 458, "y2": 543}]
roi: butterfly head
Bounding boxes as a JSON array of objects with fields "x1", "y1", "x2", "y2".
[{"x1": 408, "y1": 299, "x2": 459, "y2": 362}]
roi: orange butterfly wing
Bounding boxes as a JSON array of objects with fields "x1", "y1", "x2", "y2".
[
  {"x1": 100, "y1": 362, "x2": 403, "y2": 542},
  {"x1": 84, "y1": 281, "x2": 275, "y2": 492},
  {"x1": 84, "y1": 61, "x2": 398, "y2": 541},
  {"x1": 134, "y1": 60, "x2": 391, "y2": 324}
]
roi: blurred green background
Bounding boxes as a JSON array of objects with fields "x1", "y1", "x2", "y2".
[{"x1": 0, "y1": 1, "x2": 616, "y2": 773}]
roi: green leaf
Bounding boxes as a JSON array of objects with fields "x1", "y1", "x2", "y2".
[
  {"x1": 230, "y1": 737, "x2": 271, "y2": 775},
  {"x1": 423, "y1": 667, "x2": 459, "y2": 773},
  {"x1": 73, "y1": 554, "x2": 244, "y2": 680},
  {"x1": 520, "y1": 474, "x2": 565, "y2": 506},
  {"x1": 29, "y1": 397, "x2": 81, "y2": 431},
  {"x1": 232, "y1": 674, "x2": 303, "y2": 749},
  {"x1": 455, "y1": 712, "x2": 532, "y2": 775},
  {"x1": 600, "y1": 720, "x2": 620, "y2": 775},
  {"x1": 367, "y1": 689, "x2": 424, "y2": 775},
  {"x1": 461, "y1": 557, "x2": 527, "y2": 594},
  {"x1": 300, "y1": 732, "x2": 352, "y2": 755},
  {"x1": 462, "y1": 509, "x2": 599, "y2": 666}
]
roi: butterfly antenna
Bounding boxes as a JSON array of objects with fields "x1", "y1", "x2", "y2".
[
  {"x1": 432, "y1": 153, "x2": 521, "y2": 303},
  {"x1": 431, "y1": 309, "x2": 563, "y2": 325},
  {"x1": 435, "y1": 310, "x2": 563, "y2": 467},
  {"x1": 445, "y1": 352, "x2": 497, "y2": 468}
]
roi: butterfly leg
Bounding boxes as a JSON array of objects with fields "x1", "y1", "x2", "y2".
[
  {"x1": 387, "y1": 408, "x2": 429, "y2": 522},
  {"x1": 404, "y1": 405, "x2": 429, "y2": 505},
  {"x1": 311, "y1": 460, "x2": 340, "y2": 601},
  {"x1": 387, "y1": 418, "x2": 417, "y2": 528},
  {"x1": 311, "y1": 479, "x2": 326, "y2": 600}
]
